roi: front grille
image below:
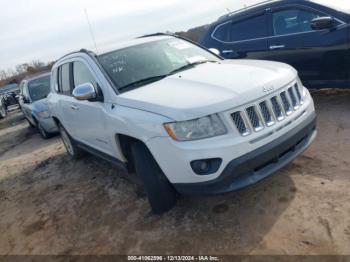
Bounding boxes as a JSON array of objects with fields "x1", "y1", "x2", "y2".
[
  {"x1": 232, "y1": 112, "x2": 250, "y2": 136},
  {"x1": 231, "y1": 82, "x2": 305, "y2": 137}
]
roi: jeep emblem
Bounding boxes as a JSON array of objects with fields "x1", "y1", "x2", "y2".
[{"x1": 263, "y1": 86, "x2": 275, "y2": 93}]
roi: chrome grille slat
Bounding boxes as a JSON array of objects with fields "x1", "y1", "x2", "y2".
[
  {"x1": 294, "y1": 84, "x2": 303, "y2": 105},
  {"x1": 288, "y1": 87, "x2": 299, "y2": 109},
  {"x1": 270, "y1": 96, "x2": 284, "y2": 121},
  {"x1": 280, "y1": 91, "x2": 293, "y2": 115}
]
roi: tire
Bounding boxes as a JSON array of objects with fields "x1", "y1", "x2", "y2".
[
  {"x1": 131, "y1": 142, "x2": 177, "y2": 214},
  {"x1": 26, "y1": 118, "x2": 35, "y2": 128},
  {"x1": 59, "y1": 124, "x2": 85, "y2": 159},
  {"x1": 37, "y1": 122, "x2": 50, "y2": 139},
  {"x1": 0, "y1": 104, "x2": 7, "y2": 119}
]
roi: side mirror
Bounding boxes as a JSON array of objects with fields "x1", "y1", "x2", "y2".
[
  {"x1": 209, "y1": 48, "x2": 221, "y2": 56},
  {"x1": 311, "y1": 17, "x2": 335, "y2": 30},
  {"x1": 72, "y1": 83, "x2": 97, "y2": 101}
]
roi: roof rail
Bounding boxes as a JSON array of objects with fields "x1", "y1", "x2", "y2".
[
  {"x1": 218, "y1": 0, "x2": 279, "y2": 20},
  {"x1": 56, "y1": 48, "x2": 96, "y2": 63}
]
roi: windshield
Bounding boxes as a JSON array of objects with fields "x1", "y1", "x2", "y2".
[
  {"x1": 28, "y1": 75, "x2": 51, "y2": 102},
  {"x1": 98, "y1": 38, "x2": 220, "y2": 92}
]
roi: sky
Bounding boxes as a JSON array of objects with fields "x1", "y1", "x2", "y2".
[{"x1": 0, "y1": 0, "x2": 261, "y2": 72}]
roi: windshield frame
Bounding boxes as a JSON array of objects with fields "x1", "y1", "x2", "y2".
[{"x1": 97, "y1": 37, "x2": 223, "y2": 94}]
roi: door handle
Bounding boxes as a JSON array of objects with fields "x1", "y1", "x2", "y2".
[
  {"x1": 270, "y1": 45, "x2": 285, "y2": 50},
  {"x1": 71, "y1": 105, "x2": 79, "y2": 111},
  {"x1": 222, "y1": 50, "x2": 234, "y2": 54}
]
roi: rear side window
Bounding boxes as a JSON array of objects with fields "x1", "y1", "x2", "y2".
[
  {"x1": 212, "y1": 14, "x2": 268, "y2": 42},
  {"x1": 52, "y1": 68, "x2": 59, "y2": 92},
  {"x1": 230, "y1": 14, "x2": 268, "y2": 42},
  {"x1": 272, "y1": 8, "x2": 321, "y2": 36},
  {"x1": 59, "y1": 63, "x2": 71, "y2": 95},
  {"x1": 73, "y1": 61, "x2": 97, "y2": 88},
  {"x1": 212, "y1": 22, "x2": 231, "y2": 42}
]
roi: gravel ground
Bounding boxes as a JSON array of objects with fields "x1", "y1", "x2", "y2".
[{"x1": 0, "y1": 91, "x2": 349, "y2": 255}]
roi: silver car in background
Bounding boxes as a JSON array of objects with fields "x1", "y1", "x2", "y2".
[{"x1": 19, "y1": 72, "x2": 58, "y2": 139}]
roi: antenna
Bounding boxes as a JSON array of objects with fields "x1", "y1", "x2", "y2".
[{"x1": 84, "y1": 8, "x2": 99, "y2": 54}]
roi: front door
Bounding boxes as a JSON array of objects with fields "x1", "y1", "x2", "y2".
[
  {"x1": 70, "y1": 60, "x2": 112, "y2": 155},
  {"x1": 57, "y1": 60, "x2": 112, "y2": 155},
  {"x1": 267, "y1": 5, "x2": 349, "y2": 88}
]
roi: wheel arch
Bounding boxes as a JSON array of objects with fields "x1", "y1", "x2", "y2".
[{"x1": 115, "y1": 134, "x2": 149, "y2": 173}]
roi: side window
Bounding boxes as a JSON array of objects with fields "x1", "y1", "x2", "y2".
[
  {"x1": 230, "y1": 14, "x2": 268, "y2": 42},
  {"x1": 59, "y1": 63, "x2": 71, "y2": 95},
  {"x1": 212, "y1": 22, "x2": 231, "y2": 42},
  {"x1": 22, "y1": 84, "x2": 29, "y2": 100},
  {"x1": 73, "y1": 61, "x2": 97, "y2": 88},
  {"x1": 272, "y1": 8, "x2": 321, "y2": 36}
]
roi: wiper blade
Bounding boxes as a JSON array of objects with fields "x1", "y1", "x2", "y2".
[
  {"x1": 118, "y1": 60, "x2": 217, "y2": 92},
  {"x1": 168, "y1": 60, "x2": 217, "y2": 75},
  {"x1": 119, "y1": 75, "x2": 168, "y2": 91}
]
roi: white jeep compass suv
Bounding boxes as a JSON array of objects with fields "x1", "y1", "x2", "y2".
[{"x1": 48, "y1": 35, "x2": 317, "y2": 214}]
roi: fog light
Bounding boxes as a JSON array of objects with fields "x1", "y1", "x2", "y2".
[{"x1": 191, "y1": 158, "x2": 222, "y2": 175}]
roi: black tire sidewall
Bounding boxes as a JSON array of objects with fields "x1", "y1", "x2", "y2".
[
  {"x1": 131, "y1": 142, "x2": 176, "y2": 214},
  {"x1": 38, "y1": 122, "x2": 49, "y2": 139},
  {"x1": 59, "y1": 124, "x2": 83, "y2": 159}
]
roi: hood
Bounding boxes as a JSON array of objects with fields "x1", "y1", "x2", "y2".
[
  {"x1": 32, "y1": 98, "x2": 49, "y2": 112},
  {"x1": 116, "y1": 60, "x2": 297, "y2": 121}
]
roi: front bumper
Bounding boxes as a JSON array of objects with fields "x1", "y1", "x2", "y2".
[{"x1": 173, "y1": 113, "x2": 317, "y2": 195}]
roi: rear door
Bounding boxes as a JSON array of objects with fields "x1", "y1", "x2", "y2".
[
  {"x1": 211, "y1": 11, "x2": 269, "y2": 59},
  {"x1": 267, "y1": 4, "x2": 349, "y2": 88}
]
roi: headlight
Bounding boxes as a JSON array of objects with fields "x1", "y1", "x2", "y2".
[
  {"x1": 164, "y1": 114, "x2": 227, "y2": 141},
  {"x1": 38, "y1": 111, "x2": 50, "y2": 118}
]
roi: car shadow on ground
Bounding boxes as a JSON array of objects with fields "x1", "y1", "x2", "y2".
[{"x1": 0, "y1": 141, "x2": 297, "y2": 254}]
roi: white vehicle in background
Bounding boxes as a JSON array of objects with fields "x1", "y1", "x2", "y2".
[{"x1": 47, "y1": 35, "x2": 317, "y2": 214}]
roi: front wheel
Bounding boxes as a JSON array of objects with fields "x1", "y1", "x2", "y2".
[
  {"x1": 59, "y1": 124, "x2": 84, "y2": 159},
  {"x1": 37, "y1": 122, "x2": 50, "y2": 139},
  {"x1": 0, "y1": 104, "x2": 7, "y2": 119},
  {"x1": 131, "y1": 142, "x2": 177, "y2": 214}
]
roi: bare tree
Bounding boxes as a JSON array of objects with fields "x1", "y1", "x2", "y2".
[
  {"x1": 15, "y1": 64, "x2": 28, "y2": 75},
  {"x1": 0, "y1": 70, "x2": 7, "y2": 81}
]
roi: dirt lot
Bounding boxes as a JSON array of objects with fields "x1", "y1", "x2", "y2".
[{"x1": 0, "y1": 91, "x2": 349, "y2": 255}]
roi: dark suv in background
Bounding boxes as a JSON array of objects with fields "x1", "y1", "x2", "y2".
[{"x1": 200, "y1": 0, "x2": 350, "y2": 88}]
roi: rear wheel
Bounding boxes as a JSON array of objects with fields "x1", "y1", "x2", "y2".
[
  {"x1": 131, "y1": 142, "x2": 177, "y2": 214},
  {"x1": 59, "y1": 124, "x2": 84, "y2": 159}
]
